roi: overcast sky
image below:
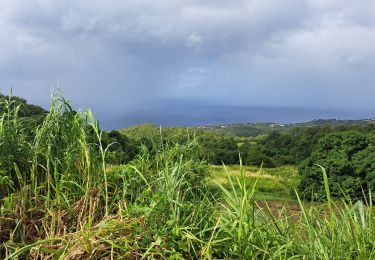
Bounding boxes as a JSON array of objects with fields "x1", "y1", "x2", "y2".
[{"x1": 1, "y1": 0, "x2": 375, "y2": 129}]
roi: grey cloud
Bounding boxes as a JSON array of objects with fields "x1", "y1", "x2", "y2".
[{"x1": 0, "y1": 0, "x2": 375, "y2": 128}]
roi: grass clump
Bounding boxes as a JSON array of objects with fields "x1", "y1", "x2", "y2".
[{"x1": 0, "y1": 93, "x2": 218, "y2": 258}]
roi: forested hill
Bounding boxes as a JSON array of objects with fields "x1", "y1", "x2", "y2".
[
  {"x1": 0, "y1": 93, "x2": 47, "y2": 118},
  {"x1": 121, "y1": 118, "x2": 375, "y2": 138},
  {"x1": 193, "y1": 119, "x2": 375, "y2": 137},
  {"x1": 118, "y1": 121, "x2": 375, "y2": 167}
]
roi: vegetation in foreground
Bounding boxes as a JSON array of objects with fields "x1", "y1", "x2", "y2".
[{"x1": 1, "y1": 94, "x2": 375, "y2": 259}]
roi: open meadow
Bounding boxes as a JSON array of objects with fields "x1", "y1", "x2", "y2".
[{"x1": 211, "y1": 165, "x2": 299, "y2": 201}]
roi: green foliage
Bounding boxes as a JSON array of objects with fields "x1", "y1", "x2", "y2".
[
  {"x1": 101, "y1": 130, "x2": 138, "y2": 164},
  {"x1": 260, "y1": 127, "x2": 331, "y2": 166},
  {"x1": 122, "y1": 140, "x2": 218, "y2": 253},
  {"x1": 2, "y1": 93, "x2": 375, "y2": 259},
  {"x1": 299, "y1": 131, "x2": 375, "y2": 200},
  {"x1": 243, "y1": 143, "x2": 274, "y2": 167},
  {"x1": 122, "y1": 124, "x2": 268, "y2": 166},
  {"x1": 0, "y1": 94, "x2": 102, "y2": 200},
  {"x1": 202, "y1": 120, "x2": 375, "y2": 137},
  {"x1": 120, "y1": 123, "x2": 346, "y2": 168},
  {"x1": 0, "y1": 92, "x2": 46, "y2": 120},
  {"x1": 212, "y1": 165, "x2": 299, "y2": 201},
  {"x1": 211, "y1": 165, "x2": 375, "y2": 259},
  {"x1": 0, "y1": 97, "x2": 33, "y2": 197}
]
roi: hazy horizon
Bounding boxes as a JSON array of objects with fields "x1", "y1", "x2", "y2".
[
  {"x1": 106, "y1": 108, "x2": 375, "y2": 130},
  {"x1": 3, "y1": 91, "x2": 375, "y2": 129}
]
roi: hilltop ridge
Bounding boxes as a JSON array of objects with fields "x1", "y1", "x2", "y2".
[
  {"x1": 0, "y1": 92, "x2": 47, "y2": 118},
  {"x1": 120, "y1": 118, "x2": 375, "y2": 138}
]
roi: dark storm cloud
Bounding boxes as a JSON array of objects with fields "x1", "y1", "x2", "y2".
[{"x1": 1, "y1": 0, "x2": 375, "y2": 128}]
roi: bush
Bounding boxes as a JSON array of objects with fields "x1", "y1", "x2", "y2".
[
  {"x1": 299, "y1": 131, "x2": 375, "y2": 200},
  {"x1": 243, "y1": 145, "x2": 274, "y2": 167}
]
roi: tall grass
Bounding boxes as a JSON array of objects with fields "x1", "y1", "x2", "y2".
[
  {"x1": 1, "y1": 94, "x2": 108, "y2": 258},
  {"x1": 212, "y1": 163, "x2": 375, "y2": 258},
  {"x1": 1, "y1": 94, "x2": 375, "y2": 259}
]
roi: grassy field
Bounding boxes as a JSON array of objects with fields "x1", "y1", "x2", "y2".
[
  {"x1": 211, "y1": 165, "x2": 299, "y2": 201},
  {"x1": 1, "y1": 96, "x2": 375, "y2": 259}
]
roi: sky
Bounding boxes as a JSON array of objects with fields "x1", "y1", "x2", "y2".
[{"x1": 1, "y1": 0, "x2": 375, "y2": 129}]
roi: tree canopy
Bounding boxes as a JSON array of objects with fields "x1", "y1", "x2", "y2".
[{"x1": 299, "y1": 131, "x2": 375, "y2": 200}]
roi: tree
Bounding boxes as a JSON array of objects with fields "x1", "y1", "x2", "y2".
[
  {"x1": 243, "y1": 143, "x2": 274, "y2": 167},
  {"x1": 299, "y1": 131, "x2": 374, "y2": 200}
]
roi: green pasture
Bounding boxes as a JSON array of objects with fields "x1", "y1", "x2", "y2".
[{"x1": 211, "y1": 165, "x2": 299, "y2": 201}]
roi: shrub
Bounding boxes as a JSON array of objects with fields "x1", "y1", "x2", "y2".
[{"x1": 299, "y1": 131, "x2": 375, "y2": 200}]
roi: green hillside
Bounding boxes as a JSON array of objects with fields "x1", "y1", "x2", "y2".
[{"x1": 0, "y1": 93, "x2": 47, "y2": 118}]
